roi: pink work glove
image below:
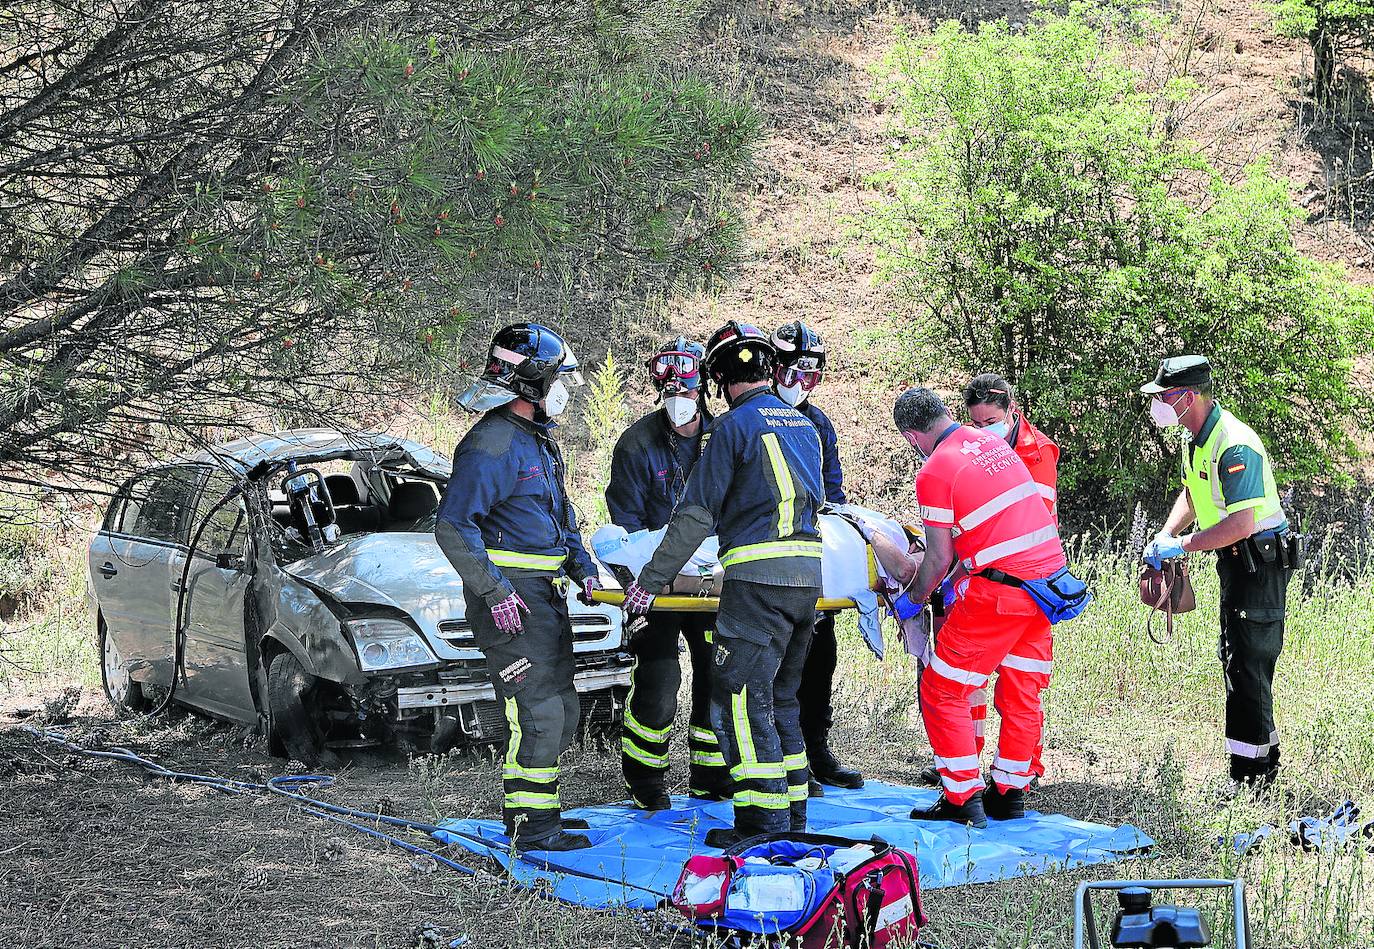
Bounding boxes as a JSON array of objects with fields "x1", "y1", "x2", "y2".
[
  {"x1": 622, "y1": 580, "x2": 655, "y2": 615},
  {"x1": 490, "y1": 592, "x2": 528, "y2": 634},
  {"x1": 577, "y1": 577, "x2": 602, "y2": 606}
]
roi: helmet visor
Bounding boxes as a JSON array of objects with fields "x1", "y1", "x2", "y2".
[
  {"x1": 649, "y1": 351, "x2": 701, "y2": 383},
  {"x1": 776, "y1": 367, "x2": 823, "y2": 392}
]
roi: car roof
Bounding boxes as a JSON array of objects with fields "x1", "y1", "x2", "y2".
[{"x1": 176, "y1": 428, "x2": 451, "y2": 478}]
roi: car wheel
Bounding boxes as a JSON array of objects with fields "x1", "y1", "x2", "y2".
[
  {"x1": 265, "y1": 650, "x2": 339, "y2": 768},
  {"x1": 99, "y1": 617, "x2": 148, "y2": 713}
]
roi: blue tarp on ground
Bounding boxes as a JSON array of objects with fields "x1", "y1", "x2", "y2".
[{"x1": 433, "y1": 780, "x2": 1154, "y2": 909}]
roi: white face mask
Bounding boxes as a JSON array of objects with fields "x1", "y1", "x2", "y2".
[
  {"x1": 984, "y1": 420, "x2": 1010, "y2": 440},
  {"x1": 1150, "y1": 394, "x2": 1186, "y2": 428},
  {"x1": 664, "y1": 395, "x2": 699, "y2": 427},
  {"x1": 776, "y1": 381, "x2": 807, "y2": 407},
  {"x1": 543, "y1": 379, "x2": 571, "y2": 418}
]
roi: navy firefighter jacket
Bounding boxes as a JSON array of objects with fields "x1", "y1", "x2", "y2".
[
  {"x1": 434, "y1": 407, "x2": 597, "y2": 607},
  {"x1": 798, "y1": 399, "x2": 846, "y2": 505},
  {"x1": 605, "y1": 407, "x2": 712, "y2": 533},
  {"x1": 639, "y1": 386, "x2": 825, "y2": 591}
]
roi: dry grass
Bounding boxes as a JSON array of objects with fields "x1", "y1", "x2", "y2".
[{"x1": 4, "y1": 0, "x2": 1374, "y2": 946}]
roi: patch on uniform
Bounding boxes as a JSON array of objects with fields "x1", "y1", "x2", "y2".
[
  {"x1": 715, "y1": 644, "x2": 730, "y2": 667},
  {"x1": 1227, "y1": 463, "x2": 1246, "y2": 474},
  {"x1": 499, "y1": 657, "x2": 532, "y2": 684},
  {"x1": 699, "y1": 432, "x2": 711, "y2": 454}
]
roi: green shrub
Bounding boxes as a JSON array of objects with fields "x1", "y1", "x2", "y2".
[
  {"x1": 868, "y1": 11, "x2": 1374, "y2": 507},
  {"x1": 1271, "y1": 0, "x2": 1374, "y2": 102}
]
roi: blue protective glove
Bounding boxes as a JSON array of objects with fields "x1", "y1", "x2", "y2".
[
  {"x1": 939, "y1": 578, "x2": 958, "y2": 610},
  {"x1": 1143, "y1": 534, "x2": 1186, "y2": 569},
  {"x1": 891, "y1": 591, "x2": 923, "y2": 621}
]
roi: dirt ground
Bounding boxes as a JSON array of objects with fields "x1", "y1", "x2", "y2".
[{"x1": 4, "y1": 0, "x2": 1372, "y2": 946}]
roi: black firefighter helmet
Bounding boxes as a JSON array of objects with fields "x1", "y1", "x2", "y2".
[
  {"x1": 456, "y1": 322, "x2": 581, "y2": 413},
  {"x1": 702, "y1": 321, "x2": 776, "y2": 399}
]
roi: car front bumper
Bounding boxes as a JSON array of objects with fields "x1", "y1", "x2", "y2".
[{"x1": 395, "y1": 664, "x2": 632, "y2": 711}]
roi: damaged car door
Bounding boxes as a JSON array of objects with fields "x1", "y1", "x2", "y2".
[
  {"x1": 90, "y1": 465, "x2": 202, "y2": 687},
  {"x1": 179, "y1": 468, "x2": 257, "y2": 722}
]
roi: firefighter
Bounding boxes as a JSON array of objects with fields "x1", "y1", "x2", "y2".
[
  {"x1": 1140, "y1": 356, "x2": 1295, "y2": 793},
  {"x1": 888, "y1": 387, "x2": 1067, "y2": 828},
  {"x1": 434, "y1": 323, "x2": 601, "y2": 853},
  {"x1": 770, "y1": 320, "x2": 863, "y2": 793},
  {"x1": 622, "y1": 321, "x2": 825, "y2": 848},
  {"x1": 918, "y1": 373, "x2": 1062, "y2": 787},
  {"x1": 605, "y1": 337, "x2": 731, "y2": 808}
]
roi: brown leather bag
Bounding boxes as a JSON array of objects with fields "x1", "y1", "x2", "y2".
[{"x1": 1139, "y1": 560, "x2": 1196, "y2": 644}]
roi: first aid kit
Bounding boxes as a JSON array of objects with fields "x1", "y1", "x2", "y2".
[{"x1": 671, "y1": 832, "x2": 924, "y2": 948}]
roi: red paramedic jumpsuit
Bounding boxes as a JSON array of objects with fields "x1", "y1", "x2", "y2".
[
  {"x1": 966, "y1": 415, "x2": 1060, "y2": 764},
  {"x1": 916, "y1": 426, "x2": 1066, "y2": 804}
]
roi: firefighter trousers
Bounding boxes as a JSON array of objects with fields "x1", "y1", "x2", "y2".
[
  {"x1": 798, "y1": 610, "x2": 838, "y2": 756},
  {"x1": 711, "y1": 579, "x2": 818, "y2": 837},
  {"x1": 621, "y1": 610, "x2": 731, "y2": 802},
  {"x1": 465, "y1": 576, "x2": 578, "y2": 844},
  {"x1": 1217, "y1": 553, "x2": 1290, "y2": 781},
  {"x1": 920, "y1": 577, "x2": 1052, "y2": 805}
]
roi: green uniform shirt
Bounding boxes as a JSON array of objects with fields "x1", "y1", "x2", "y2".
[{"x1": 1183, "y1": 403, "x2": 1286, "y2": 533}]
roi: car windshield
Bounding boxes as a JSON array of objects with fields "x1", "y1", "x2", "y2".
[{"x1": 265, "y1": 455, "x2": 444, "y2": 563}]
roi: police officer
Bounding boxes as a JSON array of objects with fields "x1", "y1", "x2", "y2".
[
  {"x1": 605, "y1": 337, "x2": 731, "y2": 808},
  {"x1": 622, "y1": 321, "x2": 825, "y2": 848},
  {"x1": 771, "y1": 320, "x2": 863, "y2": 793},
  {"x1": 434, "y1": 323, "x2": 601, "y2": 852},
  {"x1": 1141, "y1": 356, "x2": 1295, "y2": 793}
]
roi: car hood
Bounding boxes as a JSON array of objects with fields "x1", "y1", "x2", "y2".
[
  {"x1": 283, "y1": 533, "x2": 467, "y2": 642},
  {"x1": 281, "y1": 533, "x2": 622, "y2": 660}
]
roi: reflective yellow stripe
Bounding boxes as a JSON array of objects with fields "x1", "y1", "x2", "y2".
[
  {"x1": 761, "y1": 433, "x2": 796, "y2": 537},
  {"x1": 690, "y1": 726, "x2": 719, "y2": 745},
  {"x1": 505, "y1": 791, "x2": 561, "y2": 809},
  {"x1": 720, "y1": 540, "x2": 822, "y2": 568},
  {"x1": 489, "y1": 549, "x2": 564, "y2": 570},
  {"x1": 503, "y1": 764, "x2": 558, "y2": 782},
  {"x1": 788, "y1": 783, "x2": 810, "y2": 802},
  {"x1": 691, "y1": 750, "x2": 727, "y2": 766},
  {"x1": 731, "y1": 761, "x2": 786, "y2": 780},
  {"x1": 503, "y1": 696, "x2": 524, "y2": 774},
  {"x1": 625, "y1": 707, "x2": 671, "y2": 744},
  {"x1": 733, "y1": 789, "x2": 790, "y2": 809},
  {"x1": 783, "y1": 752, "x2": 808, "y2": 772},
  {"x1": 732, "y1": 687, "x2": 756, "y2": 767},
  {"x1": 621, "y1": 735, "x2": 669, "y2": 769},
  {"x1": 704, "y1": 628, "x2": 713, "y2": 644}
]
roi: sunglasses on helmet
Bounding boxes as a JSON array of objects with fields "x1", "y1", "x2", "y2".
[{"x1": 649, "y1": 351, "x2": 701, "y2": 382}]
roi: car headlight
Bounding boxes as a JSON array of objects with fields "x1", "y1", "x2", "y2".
[{"x1": 345, "y1": 618, "x2": 438, "y2": 672}]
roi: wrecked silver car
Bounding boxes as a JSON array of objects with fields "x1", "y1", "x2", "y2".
[{"x1": 87, "y1": 429, "x2": 630, "y2": 763}]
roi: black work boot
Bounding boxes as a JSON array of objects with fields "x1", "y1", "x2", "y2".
[
  {"x1": 983, "y1": 783, "x2": 1026, "y2": 821},
  {"x1": 561, "y1": 817, "x2": 591, "y2": 830},
  {"x1": 704, "y1": 826, "x2": 745, "y2": 850},
  {"x1": 628, "y1": 786, "x2": 672, "y2": 811},
  {"x1": 808, "y1": 778, "x2": 825, "y2": 798},
  {"x1": 810, "y1": 744, "x2": 864, "y2": 789},
  {"x1": 909, "y1": 791, "x2": 988, "y2": 829},
  {"x1": 514, "y1": 829, "x2": 592, "y2": 852},
  {"x1": 917, "y1": 764, "x2": 941, "y2": 787}
]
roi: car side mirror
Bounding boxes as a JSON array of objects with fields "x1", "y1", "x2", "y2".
[{"x1": 215, "y1": 551, "x2": 245, "y2": 571}]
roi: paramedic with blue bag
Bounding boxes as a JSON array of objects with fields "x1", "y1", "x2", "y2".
[{"x1": 885, "y1": 388, "x2": 1089, "y2": 829}]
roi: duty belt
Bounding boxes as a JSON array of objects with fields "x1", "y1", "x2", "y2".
[{"x1": 1221, "y1": 528, "x2": 1302, "y2": 572}]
